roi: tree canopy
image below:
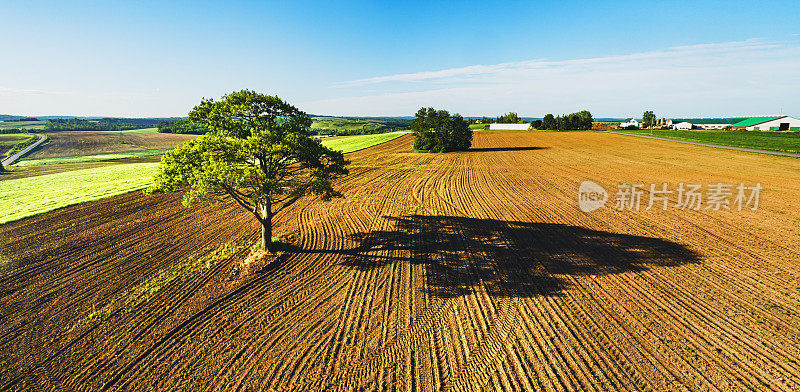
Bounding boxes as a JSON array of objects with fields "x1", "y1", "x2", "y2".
[
  {"x1": 642, "y1": 111, "x2": 656, "y2": 128},
  {"x1": 411, "y1": 107, "x2": 472, "y2": 152},
  {"x1": 147, "y1": 90, "x2": 349, "y2": 252}
]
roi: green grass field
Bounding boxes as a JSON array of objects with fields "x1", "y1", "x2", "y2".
[
  {"x1": 0, "y1": 163, "x2": 160, "y2": 224},
  {"x1": 320, "y1": 131, "x2": 407, "y2": 153},
  {"x1": 15, "y1": 149, "x2": 173, "y2": 166},
  {"x1": 616, "y1": 129, "x2": 800, "y2": 154},
  {"x1": 0, "y1": 132, "x2": 408, "y2": 224},
  {"x1": 468, "y1": 124, "x2": 487, "y2": 130}
]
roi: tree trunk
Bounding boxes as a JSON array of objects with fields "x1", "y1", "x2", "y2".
[{"x1": 261, "y1": 201, "x2": 274, "y2": 253}]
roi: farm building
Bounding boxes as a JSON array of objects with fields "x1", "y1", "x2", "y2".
[
  {"x1": 670, "y1": 118, "x2": 746, "y2": 130},
  {"x1": 674, "y1": 122, "x2": 693, "y2": 130},
  {"x1": 619, "y1": 119, "x2": 639, "y2": 128},
  {"x1": 489, "y1": 123, "x2": 531, "y2": 130},
  {"x1": 732, "y1": 116, "x2": 800, "y2": 131}
]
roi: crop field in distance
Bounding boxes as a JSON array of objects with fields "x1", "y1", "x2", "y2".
[
  {"x1": 20, "y1": 131, "x2": 194, "y2": 160},
  {"x1": 2, "y1": 131, "x2": 799, "y2": 391},
  {"x1": 310, "y1": 116, "x2": 412, "y2": 135}
]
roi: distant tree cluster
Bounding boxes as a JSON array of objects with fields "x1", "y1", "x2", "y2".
[
  {"x1": 539, "y1": 111, "x2": 593, "y2": 130},
  {"x1": 412, "y1": 107, "x2": 473, "y2": 152},
  {"x1": 157, "y1": 119, "x2": 209, "y2": 135},
  {"x1": 467, "y1": 113, "x2": 526, "y2": 124},
  {"x1": 44, "y1": 119, "x2": 148, "y2": 132},
  {"x1": 496, "y1": 112, "x2": 523, "y2": 123},
  {"x1": 10, "y1": 117, "x2": 40, "y2": 122}
]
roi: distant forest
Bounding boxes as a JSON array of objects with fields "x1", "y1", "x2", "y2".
[
  {"x1": 44, "y1": 118, "x2": 159, "y2": 132},
  {"x1": 157, "y1": 119, "x2": 209, "y2": 135}
]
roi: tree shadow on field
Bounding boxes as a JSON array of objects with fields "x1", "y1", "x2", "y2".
[
  {"x1": 339, "y1": 215, "x2": 699, "y2": 298},
  {"x1": 467, "y1": 146, "x2": 550, "y2": 152}
]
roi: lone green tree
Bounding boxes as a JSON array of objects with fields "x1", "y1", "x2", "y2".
[
  {"x1": 412, "y1": 107, "x2": 472, "y2": 152},
  {"x1": 146, "y1": 90, "x2": 349, "y2": 252},
  {"x1": 642, "y1": 111, "x2": 656, "y2": 129}
]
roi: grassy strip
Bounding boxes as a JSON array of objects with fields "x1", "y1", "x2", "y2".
[
  {"x1": 321, "y1": 131, "x2": 408, "y2": 153},
  {"x1": 0, "y1": 132, "x2": 407, "y2": 224},
  {"x1": 0, "y1": 163, "x2": 159, "y2": 224},
  {"x1": 16, "y1": 149, "x2": 172, "y2": 166},
  {"x1": 616, "y1": 129, "x2": 800, "y2": 154}
]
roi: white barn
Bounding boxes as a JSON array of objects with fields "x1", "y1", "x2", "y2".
[
  {"x1": 489, "y1": 123, "x2": 531, "y2": 131},
  {"x1": 619, "y1": 119, "x2": 639, "y2": 128},
  {"x1": 673, "y1": 122, "x2": 694, "y2": 130},
  {"x1": 734, "y1": 116, "x2": 800, "y2": 131},
  {"x1": 697, "y1": 123, "x2": 731, "y2": 130}
]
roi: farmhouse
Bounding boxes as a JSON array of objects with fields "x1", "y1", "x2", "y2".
[
  {"x1": 732, "y1": 116, "x2": 800, "y2": 131},
  {"x1": 489, "y1": 123, "x2": 531, "y2": 130}
]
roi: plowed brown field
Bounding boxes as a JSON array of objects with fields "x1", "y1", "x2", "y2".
[
  {"x1": 1, "y1": 131, "x2": 800, "y2": 391},
  {"x1": 25, "y1": 132, "x2": 195, "y2": 159}
]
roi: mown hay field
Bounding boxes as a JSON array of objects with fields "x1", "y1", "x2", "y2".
[{"x1": 1, "y1": 131, "x2": 799, "y2": 391}]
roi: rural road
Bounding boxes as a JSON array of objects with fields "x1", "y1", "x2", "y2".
[
  {"x1": 607, "y1": 131, "x2": 800, "y2": 158},
  {"x1": 2, "y1": 134, "x2": 48, "y2": 166}
]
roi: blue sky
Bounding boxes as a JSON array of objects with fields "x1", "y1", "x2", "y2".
[{"x1": 1, "y1": 0, "x2": 799, "y2": 117}]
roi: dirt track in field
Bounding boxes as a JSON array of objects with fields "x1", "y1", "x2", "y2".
[{"x1": 1, "y1": 131, "x2": 800, "y2": 391}]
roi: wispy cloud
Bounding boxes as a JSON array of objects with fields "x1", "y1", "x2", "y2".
[
  {"x1": 0, "y1": 86, "x2": 70, "y2": 96},
  {"x1": 335, "y1": 39, "x2": 779, "y2": 87},
  {"x1": 306, "y1": 39, "x2": 800, "y2": 117}
]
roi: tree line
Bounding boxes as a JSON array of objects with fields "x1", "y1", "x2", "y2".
[
  {"x1": 157, "y1": 119, "x2": 209, "y2": 134},
  {"x1": 44, "y1": 119, "x2": 149, "y2": 132},
  {"x1": 463, "y1": 110, "x2": 594, "y2": 130},
  {"x1": 539, "y1": 111, "x2": 593, "y2": 130},
  {"x1": 468, "y1": 112, "x2": 524, "y2": 124}
]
